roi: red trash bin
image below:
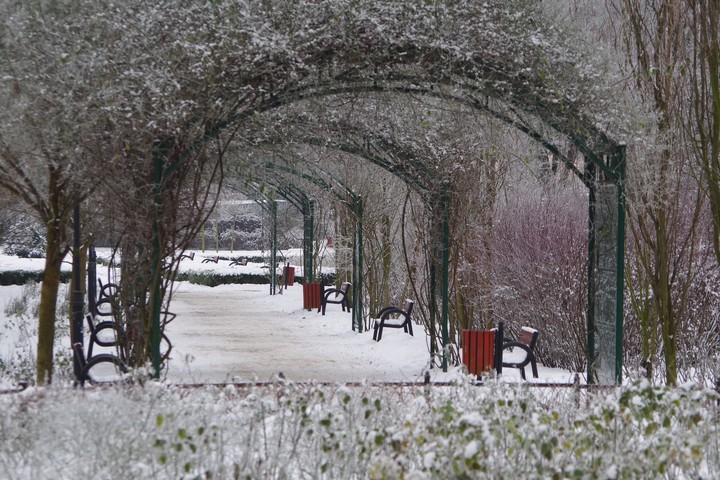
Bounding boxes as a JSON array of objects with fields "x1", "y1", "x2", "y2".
[
  {"x1": 462, "y1": 330, "x2": 496, "y2": 377},
  {"x1": 284, "y1": 265, "x2": 295, "y2": 287},
  {"x1": 303, "y1": 282, "x2": 321, "y2": 310}
]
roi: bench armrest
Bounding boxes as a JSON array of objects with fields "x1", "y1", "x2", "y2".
[
  {"x1": 378, "y1": 306, "x2": 407, "y2": 320},
  {"x1": 322, "y1": 287, "x2": 345, "y2": 297},
  {"x1": 502, "y1": 341, "x2": 532, "y2": 353},
  {"x1": 501, "y1": 341, "x2": 534, "y2": 368}
]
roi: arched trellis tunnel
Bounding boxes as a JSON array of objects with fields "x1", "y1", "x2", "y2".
[
  {"x1": 228, "y1": 128, "x2": 451, "y2": 355},
  {"x1": 138, "y1": 1, "x2": 628, "y2": 384}
]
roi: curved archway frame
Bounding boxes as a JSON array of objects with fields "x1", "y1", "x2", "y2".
[
  {"x1": 149, "y1": 7, "x2": 627, "y2": 384},
  {"x1": 246, "y1": 159, "x2": 366, "y2": 333}
]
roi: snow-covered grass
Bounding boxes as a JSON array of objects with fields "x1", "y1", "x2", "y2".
[{"x1": 1, "y1": 250, "x2": 719, "y2": 478}]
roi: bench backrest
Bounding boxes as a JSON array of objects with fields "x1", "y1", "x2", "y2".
[
  {"x1": 402, "y1": 299, "x2": 414, "y2": 316},
  {"x1": 340, "y1": 282, "x2": 351, "y2": 293},
  {"x1": 519, "y1": 327, "x2": 539, "y2": 350}
]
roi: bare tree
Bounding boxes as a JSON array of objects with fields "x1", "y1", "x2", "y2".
[
  {"x1": 0, "y1": 1, "x2": 118, "y2": 383},
  {"x1": 611, "y1": 0, "x2": 716, "y2": 384},
  {"x1": 683, "y1": 0, "x2": 720, "y2": 266}
]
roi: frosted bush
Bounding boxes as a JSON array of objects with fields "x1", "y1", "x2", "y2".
[
  {"x1": 1, "y1": 379, "x2": 718, "y2": 479},
  {"x1": 0, "y1": 282, "x2": 72, "y2": 385}
]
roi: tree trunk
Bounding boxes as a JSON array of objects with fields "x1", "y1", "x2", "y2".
[
  {"x1": 655, "y1": 211, "x2": 677, "y2": 385},
  {"x1": 36, "y1": 219, "x2": 65, "y2": 385}
]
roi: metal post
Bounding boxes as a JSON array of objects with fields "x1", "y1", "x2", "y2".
[
  {"x1": 429, "y1": 262, "x2": 437, "y2": 366},
  {"x1": 270, "y1": 200, "x2": 278, "y2": 295},
  {"x1": 150, "y1": 141, "x2": 165, "y2": 378},
  {"x1": 304, "y1": 199, "x2": 315, "y2": 283},
  {"x1": 586, "y1": 160, "x2": 597, "y2": 384},
  {"x1": 587, "y1": 147, "x2": 626, "y2": 386},
  {"x1": 87, "y1": 245, "x2": 97, "y2": 316},
  {"x1": 71, "y1": 205, "x2": 84, "y2": 381},
  {"x1": 354, "y1": 198, "x2": 364, "y2": 332},
  {"x1": 614, "y1": 145, "x2": 627, "y2": 384},
  {"x1": 441, "y1": 181, "x2": 450, "y2": 372}
]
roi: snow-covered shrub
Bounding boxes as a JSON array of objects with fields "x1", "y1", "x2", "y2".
[
  {"x1": 624, "y1": 243, "x2": 720, "y2": 385},
  {"x1": 1, "y1": 380, "x2": 718, "y2": 478},
  {"x1": 0, "y1": 282, "x2": 72, "y2": 385},
  {"x1": 493, "y1": 180, "x2": 588, "y2": 372},
  {"x1": 1, "y1": 216, "x2": 46, "y2": 259}
]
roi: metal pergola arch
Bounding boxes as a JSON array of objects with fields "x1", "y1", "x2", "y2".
[
  {"x1": 228, "y1": 91, "x2": 622, "y2": 377},
  {"x1": 147, "y1": 2, "x2": 627, "y2": 383},
  {"x1": 248, "y1": 157, "x2": 367, "y2": 332},
  {"x1": 232, "y1": 120, "x2": 460, "y2": 344}
]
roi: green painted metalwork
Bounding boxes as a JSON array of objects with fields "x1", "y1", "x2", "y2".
[
  {"x1": 585, "y1": 146, "x2": 627, "y2": 385},
  {"x1": 429, "y1": 261, "x2": 437, "y2": 366},
  {"x1": 353, "y1": 197, "x2": 364, "y2": 332},
  {"x1": 586, "y1": 160, "x2": 597, "y2": 383},
  {"x1": 270, "y1": 200, "x2": 278, "y2": 295},
  {"x1": 150, "y1": 141, "x2": 166, "y2": 378},
  {"x1": 254, "y1": 160, "x2": 365, "y2": 326},
  {"x1": 151, "y1": 55, "x2": 628, "y2": 383},
  {"x1": 305, "y1": 199, "x2": 315, "y2": 283},
  {"x1": 440, "y1": 181, "x2": 451, "y2": 372},
  {"x1": 614, "y1": 145, "x2": 627, "y2": 384}
]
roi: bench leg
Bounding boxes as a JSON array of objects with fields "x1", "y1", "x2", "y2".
[
  {"x1": 531, "y1": 359, "x2": 539, "y2": 379},
  {"x1": 373, "y1": 321, "x2": 383, "y2": 341}
]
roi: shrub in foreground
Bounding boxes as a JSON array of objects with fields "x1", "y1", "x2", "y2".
[{"x1": 0, "y1": 379, "x2": 718, "y2": 478}]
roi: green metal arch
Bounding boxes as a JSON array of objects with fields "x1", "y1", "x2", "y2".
[{"x1": 150, "y1": 0, "x2": 627, "y2": 382}]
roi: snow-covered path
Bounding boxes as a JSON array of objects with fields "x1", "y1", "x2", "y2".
[{"x1": 164, "y1": 282, "x2": 440, "y2": 384}]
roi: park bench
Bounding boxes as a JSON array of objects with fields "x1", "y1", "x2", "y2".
[
  {"x1": 202, "y1": 256, "x2": 219, "y2": 264},
  {"x1": 180, "y1": 251, "x2": 195, "y2": 261},
  {"x1": 72, "y1": 342, "x2": 128, "y2": 386},
  {"x1": 90, "y1": 280, "x2": 177, "y2": 366},
  {"x1": 230, "y1": 257, "x2": 248, "y2": 266},
  {"x1": 86, "y1": 313, "x2": 128, "y2": 362},
  {"x1": 372, "y1": 299, "x2": 414, "y2": 342},
  {"x1": 501, "y1": 326, "x2": 540, "y2": 380},
  {"x1": 319, "y1": 282, "x2": 351, "y2": 315},
  {"x1": 94, "y1": 279, "x2": 119, "y2": 317}
]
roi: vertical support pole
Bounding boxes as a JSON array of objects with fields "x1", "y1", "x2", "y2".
[
  {"x1": 150, "y1": 140, "x2": 165, "y2": 378},
  {"x1": 614, "y1": 145, "x2": 627, "y2": 384},
  {"x1": 71, "y1": 205, "x2": 84, "y2": 381},
  {"x1": 87, "y1": 245, "x2": 97, "y2": 317},
  {"x1": 429, "y1": 262, "x2": 437, "y2": 366},
  {"x1": 587, "y1": 146, "x2": 626, "y2": 385},
  {"x1": 586, "y1": 160, "x2": 597, "y2": 384},
  {"x1": 304, "y1": 199, "x2": 315, "y2": 283},
  {"x1": 353, "y1": 198, "x2": 364, "y2": 332},
  {"x1": 215, "y1": 210, "x2": 220, "y2": 252},
  {"x1": 231, "y1": 215, "x2": 236, "y2": 253},
  {"x1": 441, "y1": 180, "x2": 451, "y2": 372},
  {"x1": 270, "y1": 200, "x2": 278, "y2": 295}
]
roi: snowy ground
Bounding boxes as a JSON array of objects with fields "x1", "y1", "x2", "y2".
[
  {"x1": 0, "y1": 248, "x2": 577, "y2": 386},
  {"x1": 164, "y1": 280, "x2": 577, "y2": 385}
]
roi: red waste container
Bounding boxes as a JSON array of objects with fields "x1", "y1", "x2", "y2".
[
  {"x1": 284, "y1": 266, "x2": 295, "y2": 287},
  {"x1": 462, "y1": 330, "x2": 496, "y2": 377},
  {"x1": 303, "y1": 282, "x2": 321, "y2": 310}
]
